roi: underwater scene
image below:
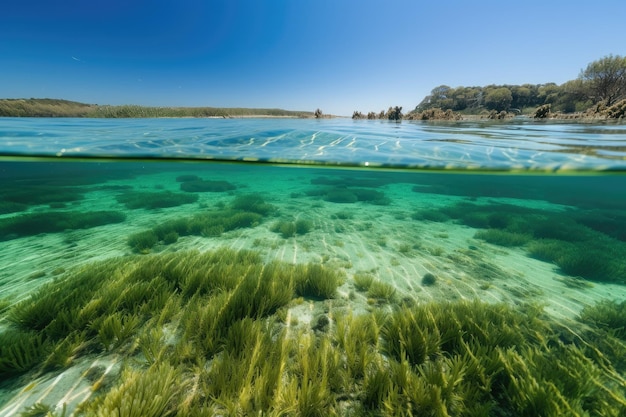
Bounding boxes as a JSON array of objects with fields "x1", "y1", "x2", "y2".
[{"x1": 1, "y1": 119, "x2": 626, "y2": 416}]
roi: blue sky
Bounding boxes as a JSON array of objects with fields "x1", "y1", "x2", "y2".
[{"x1": 2, "y1": 0, "x2": 625, "y2": 116}]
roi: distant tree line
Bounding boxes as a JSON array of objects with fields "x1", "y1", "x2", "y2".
[
  {"x1": 0, "y1": 99, "x2": 314, "y2": 118},
  {"x1": 411, "y1": 55, "x2": 626, "y2": 117}
]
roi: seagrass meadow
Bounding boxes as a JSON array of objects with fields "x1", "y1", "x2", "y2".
[{"x1": 1, "y1": 118, "x2": 626, "y2": 416}]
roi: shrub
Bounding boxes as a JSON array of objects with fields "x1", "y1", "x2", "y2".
[
  {"x1": 534, "y1": 104, "x2": 551, "y2": 118},
  {"x1": 605, "y1": 99, "x2": 626, "y2": 118},
  {"x1": 386, "y1": 106, "x2": 403, "y2": 121}
]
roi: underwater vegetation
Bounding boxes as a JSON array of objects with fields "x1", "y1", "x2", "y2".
[
  {"x1": 0, "y1": 200, "x2": 28, "y2": 215},
  {"x1": 366, "y1": 280, "x2": 396, "y2": 303},
  {"x1": 127, "y1": 230, "x2": 159, "y2": 253},
  {"x1": 115, "y1": 190, "x2": 198, "y2": 209},
  {"x1": 473, "y1": 228, "x2": 533, "y2": 247},
  {"x1": 331, "y1": 210, "x2": 354, "y2": 220},
  {"x1": 322, "y1": 187, "x2": 391, "y2": 205},
  {"x1": 1, "y1": 248, "x2": 343, "y2": 414},
  {"x1": 579, "y1": 299, "x2": 626, "y2": 340},
  {"x1": 3, "y1": 253, "x2": 626, "y2": 416},
  {"x1": 411, "y1": 174, "x2": 626, "y2": 211},
  {"x1": 179, "y1": 179, "x2": 237, "y2": 192},
  {"x1": 578, "y1": 299, "x2": 626, "y2": 373},
  {"x1": 353, "y1": 272, "x2": 375, "y2": 291},
  {"x1": 0, "y1": 184, "x2": 84, "y2": 208},
  {"x1": 175, "y1": 174, "x2": 201, "y2": 182},
  {"x1": 229, "y1": 193, "x2": 276, "y2": 215},
  {"x1": 575, "y1": 209, "x2": 626, "y2": 242},
  {"x1": 414, "y1": 201, "x2": 626, "y2": 284},
  {"x1": 311, "y1": 175, "x2": 393, "y2": 189},
  {"x1": 17, "y1": 401, "x2": 67, "y2": 417},
  {"x1": 126, "y1": 193, "x2": 275, "y2": 252},
  {"x1": 0, "y1": 161, "x2": 142, "y2": 215},
  {"x1": 293, "y1": 263, "x2": 344, "y2": 299},
  {"x1": 270, "y1": 218, "x2": 313, "y2": 238},
  {"x1": 421, "y1": 272, "x2": 437, "y2": 286},
  {"x1": 0, "y1": 210, "x2": 126, "y2": 241},
  {"x1": 80, "y1": 363, "x2": 180, "y2": 417},
  {"x1": 306, "y1": 181, "x2": 392, "y2": 206}
]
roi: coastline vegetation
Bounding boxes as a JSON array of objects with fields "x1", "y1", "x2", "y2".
[
  {"x1": 406, "y1": 54, "x2": 626, "y2": 120},
  {"x1": 0, "y1": 98, "x2": 314, "y2": 118},
  {"x1": 4, "y1": 55, "x2": 623, "y2": 121},
  {"x1": 350, "y1": 54, "x2": 626, "y2": 120}
]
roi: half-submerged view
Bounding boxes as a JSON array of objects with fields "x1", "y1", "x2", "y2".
[{"x1": 1, "y1": 118, "x2": 626, "y2": 416}]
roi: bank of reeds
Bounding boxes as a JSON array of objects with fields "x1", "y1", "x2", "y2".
[{"x1": 0, "y1": 98, "x2": 313, "y2": 118}]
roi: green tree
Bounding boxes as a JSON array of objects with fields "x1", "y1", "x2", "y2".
[
  {"x1": 511, "y1": 86, "x2": 531, "y2": 110},
  {"x1": 484, "y1": 87, "x2": 512, "y2": 111},
  {"x1": 556, "y1": 79, "x2": 587, "y2": 112},
  {"x1": 537, "y1": 83, "x2": 560, "y2": 105},
  {"x1": 579, "y1": 54, "x2": 626, "y2": 106},
  {"x1": 416, "y1": 85, "x2": 451, "y2": 110},
  {"x1": 449, "y1": 87, "x2": 479, "y2": 111}
]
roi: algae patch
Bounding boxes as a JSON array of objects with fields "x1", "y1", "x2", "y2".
[{"x1": 1, "y1": 247, "x2": 625, "y2": 416}]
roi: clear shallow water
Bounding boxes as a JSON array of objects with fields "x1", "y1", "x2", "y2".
[
  {"x1": 1, "y1": 119, "x2": 626, "y2": 416},
  {"x1": 2, "y1": 117, "x2": 626, "y2": 170}
]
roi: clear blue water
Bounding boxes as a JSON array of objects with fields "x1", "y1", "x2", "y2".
[
  {"x1": 1, "y1": 118, "x2": 625, "y2": 416},
  {"x1": 2, "y1": 117, "x2": 626, "y2": 170}
]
